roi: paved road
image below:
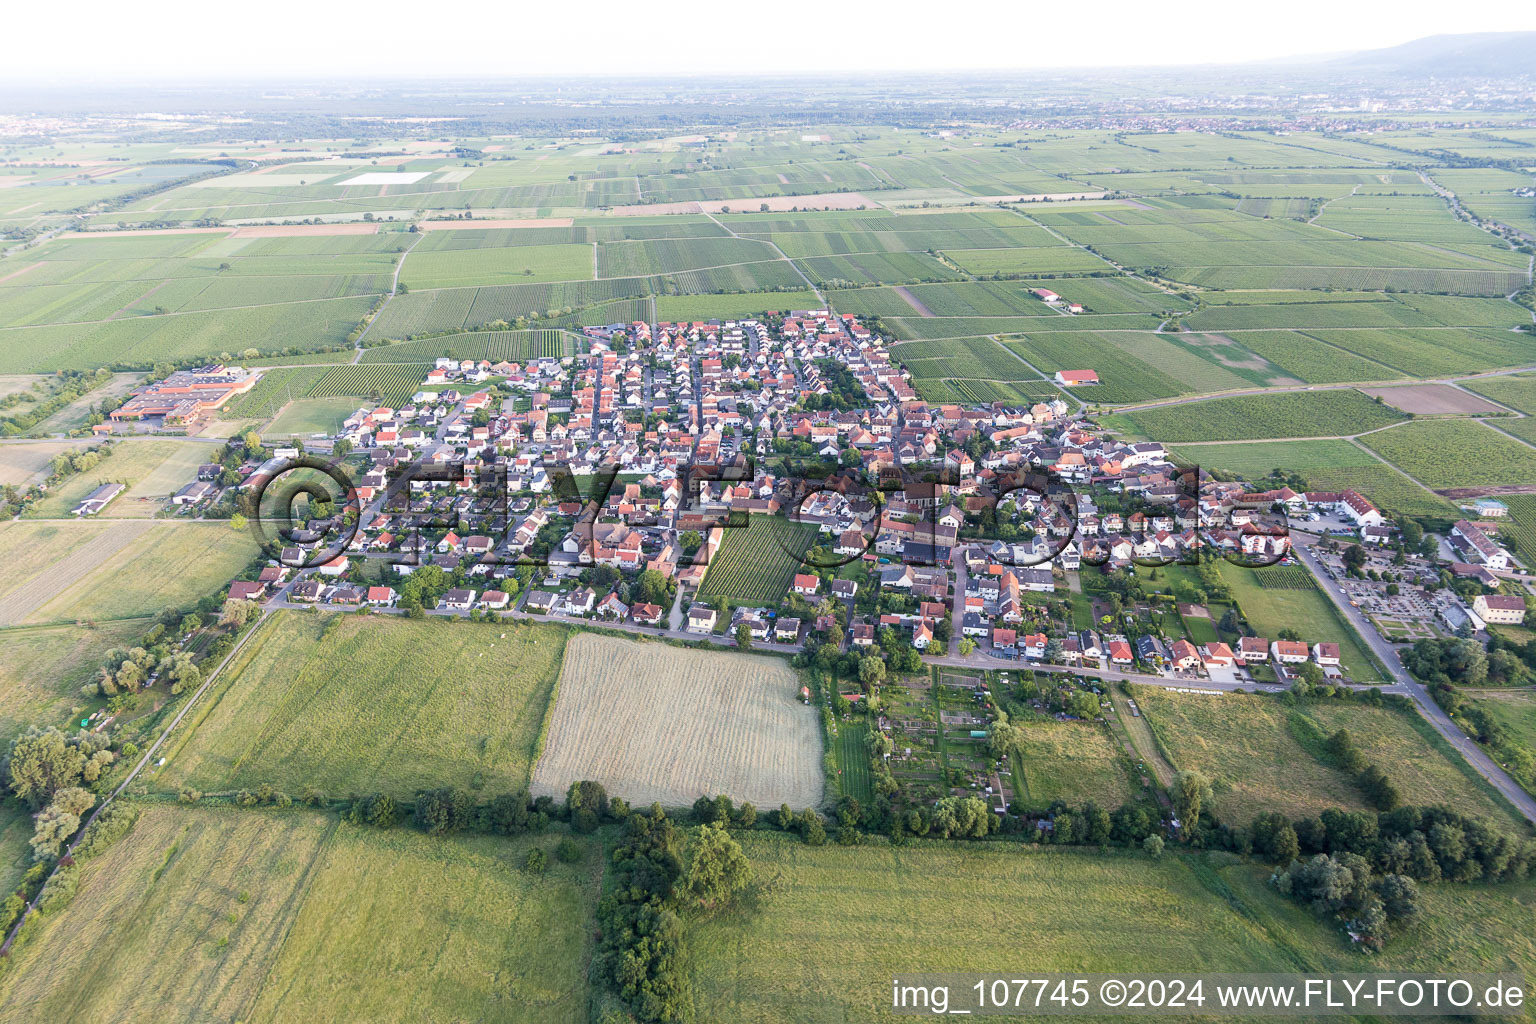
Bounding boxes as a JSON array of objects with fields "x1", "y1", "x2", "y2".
[{"x1": 1292, "y1": 535, "x2": 1536, "y2": 825}]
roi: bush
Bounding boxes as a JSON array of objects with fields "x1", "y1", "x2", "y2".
[
  {"x1": 36, "y1": 863, "x2": 79, "y2": 913},
  {"x1": 524, "y1": 847, "x2": 548, "y2": 874},
  {"x1": 555, "y1": 837, "x2": 583, "y2": 863}
]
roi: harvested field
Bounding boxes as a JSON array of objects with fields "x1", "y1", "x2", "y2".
[
  {"x1": 1359, "y1": 383, "x2": 1506, "y2": 415},
  {"x1": 21, "y1": 521, "x2": 257, "y2": 624},
  {"x1": 531, "y1": 633, "x2": 823, "y2": 809}
]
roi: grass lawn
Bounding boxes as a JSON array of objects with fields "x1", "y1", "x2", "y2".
[
  {"x1": 0, "y1": 619, "x2": 152, "y2": 736},
  {"x1": 264, "y1": 396, "x2": 363, "y2": 437},
  {"x1": 1009, "y1": 720, "x2": 1136, "y2": 809},
  {"x1": 1132, "y1": 688, "x2": 1522, "y2": 826},
  {"x1": 154, "y1": 612, "x2": 568, "y2": 799},
  {"x1": 23, "y1": 440, "x2": 209, "y2": 518},
  {"x1": 0, "y1": 806, "x2": 599, "y2": 1024},
  {"x1": 688, "y1": 833, "x2": 1536, "y2": 1023},
  {"x1": 1219, "y1": 562, "x2": 1382, "y2": 681}
]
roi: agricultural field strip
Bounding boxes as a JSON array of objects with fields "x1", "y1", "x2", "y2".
[{"x1": 0, "y1": 520, "x2": 154, "y2": 625}]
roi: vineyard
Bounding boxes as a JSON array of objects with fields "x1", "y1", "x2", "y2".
[
  {"x1": 360, "y1": 329, "x2": 570, "y2": 363},
  {"x1": 697, "y1": 515, "x2": 821, "y2": 606},
  {"x1": 309, "y1": 364, "x2": 431, "y2": 406},
  {"x1": 1254, "y1": 566, "x2": 1316, "y2": 590}
]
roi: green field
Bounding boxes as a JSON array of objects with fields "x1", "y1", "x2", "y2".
[
  {"x1": 698, "y1": 514, "x2": 822, "y2": 607},
  {"x1": 0, "y1": 520, "x2": 257, "y2": 626},
  {"x1": 155, "y1": 612, "x2": 568, "y2": 799},
  {"x1": 1361, "y1": 418, "x2": 1536, "y2": 489},
  {"x1": 1112, "y1": 390, "x2": 1405, "y2": 442},
  {"x1": 1009, "y1": 720, "x2": 1137, "y2": 809},
  {"x1": 0, "y1": 806, "x2": 599, "y2": 1024},
  {"x1": 687, "y1": 832, "x2": 1536, "y2": 1023},
  {"x1": 1133, "y1": 688, "x2": 1520, "y2": 825},
  {"x1": 1219, "y1": 562, "x2": 1381, "y2": 682},
  {"x1": 21, "y1": 439, "x2": 211, "y2": 518}
]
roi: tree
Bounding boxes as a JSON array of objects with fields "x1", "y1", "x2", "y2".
[
  {"x1": 735, "y1": 623, "x2": 753, "y2": 649},
  {"x1": 1173, "y1": 770, "x2": 1212, "y2": 826},
  {"x1": 229, "y1": 512, "x2": 247, "y2": 532},
  {"x1": 413, "y1": 787, "x2": 472, "y2": 835},
  {"x1": 682, "y1": 823, "x2": 752, "y2": 907},
  {"x1": 566, "y1": 780, "x2": 610, "y2": 833},
  {"x1": 634, "y1": 569, "x2": 668, "y2": 607},
  {"x1": 1343, "y1": 544, "x2": 1367, "y2": 573},
  {"x1": 29, "y1": 786, "x2": 95, "y2": 862},
  {"x1": 1143, "y1": 834, "x2": 1165, "y2": 858},
  {"x1": 220, "y1": 598, "x2": 261, "y2": 628},
  {"x1": 858, "y1": 655, "x2": 885, "y2": 688},
  {"x1": 958, "y1": 637, "x2": 977, "y2": 656},
  {"x1": 6, "y1": 728, "x2": 89, "y2": 810}
]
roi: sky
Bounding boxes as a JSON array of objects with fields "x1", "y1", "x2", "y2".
[{"x1": 5, "y1": 0, "x2": 1535, "y2": 81}]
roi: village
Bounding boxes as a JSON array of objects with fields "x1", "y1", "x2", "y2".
[{"x1": 60, "y1": 308, "x2": 1517, "y2": 699}]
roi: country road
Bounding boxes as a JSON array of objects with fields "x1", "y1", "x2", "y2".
[{"x1": 1291, "y1": 535, "x2": 1536, "y2": 824}]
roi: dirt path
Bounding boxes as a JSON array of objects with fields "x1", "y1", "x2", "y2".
[
  {"x1": 893, "y1": 285, "x2": 934, "y2": 317},
  {"x1": 1110, "y1": 690, "x2": 1177, "y2": 789},
  {"x1": 704, "y1": 210, "x2": 823, "y2": 306},
  {"x1": 350, "y1": 229, "x2": 425, "y2": 360},
  {"x1": 0, "y1": 263, "x2": 41, "y2": 284}
]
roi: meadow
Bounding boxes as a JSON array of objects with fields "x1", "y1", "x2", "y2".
[
  {"x1": 687, "y1": 832, "x2": 1536, "y2": 1023},
  {"x1": 1220, "y1": 562, "x2": 1382, "y2": 682},
  {"x1": 22, "y1": 439, "x2": 212, "y2": 518},
  {"x1": 0, "y1": 806, "x2": 599, "y2": 1024},
  {"x1": 0, "y1": 619, "x2": 152, "y2": 737},
  {"x1": 154, "y1": 613, "x2": 569, "y2": 799},
  {"x1": 1009, "y1": 719, "x2": 1137, "y2": 809},
  {"x1": 1131, "y1": 688, "x2": 1518, "y2": 825},
  {"x1": 531, "y1": 633, "x2": 823, "y2": 809}
]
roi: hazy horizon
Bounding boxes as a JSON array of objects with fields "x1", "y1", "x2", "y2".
[{"x1": 5, "y1": 0, "x2": 1534, "y2": 83}]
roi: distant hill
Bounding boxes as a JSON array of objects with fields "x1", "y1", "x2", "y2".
[{"x1": 1323, "y1": 32, "x2": 1536, "y2": 77}]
